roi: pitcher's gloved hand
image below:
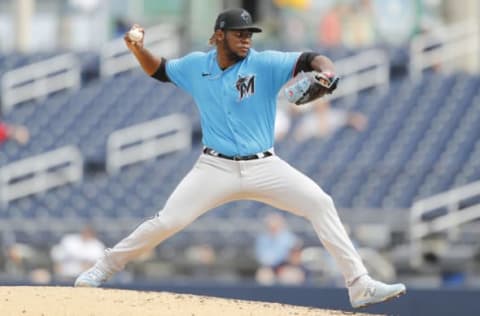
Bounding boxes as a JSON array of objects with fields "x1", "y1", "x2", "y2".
[{"x1": 284, "y1": 71, "x2": 340, "y2": 105}]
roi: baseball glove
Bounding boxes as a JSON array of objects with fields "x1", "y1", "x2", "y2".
[{"x1": 284, "y1": 71, "x2": 340, "y2": 105}]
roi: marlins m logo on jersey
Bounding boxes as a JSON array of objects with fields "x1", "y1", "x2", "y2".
[{"x1": 236, "y1": 75, "x2": 255, "y2": 100}]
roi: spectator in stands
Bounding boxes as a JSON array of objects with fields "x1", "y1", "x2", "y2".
[
  {"x1": 50, "y1": 225, "x2": 105, "y2": 281},
  {"x1": 318, "y1": 3, "x2": 346, "y2": 48},
  {"x1": 293, "y1": 99, "x2": 367, "y2": 142},
  {"x1": 0, "y1": 121, "x2": 29, "y2": 146},
  {"x1": 2, "y1": 241, "x2": 51, "y2": 283},
  {"x1": 342, "y1": 0, "x2": 375, "y2": 48},
  {"x1": 254, "y1": 213, "x2": 298, "y2": 284},
  {"x1": 276, "y1": 242, "x2": 309, "y2": 285},
  {"x1": 185, "y1": 243, "x2": 217, "y2": 279},
  {"x1": 3, "y1": 242, "x2": 36, "y2": 278}
]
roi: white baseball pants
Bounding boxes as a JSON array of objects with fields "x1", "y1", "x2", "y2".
[{"x1": 100, "y1": 153, "x2": 368, "y2": 285}]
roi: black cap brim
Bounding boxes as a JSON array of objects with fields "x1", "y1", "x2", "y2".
[{"x1": 227, "y1": 26, "x2": 262, "y2": 33}]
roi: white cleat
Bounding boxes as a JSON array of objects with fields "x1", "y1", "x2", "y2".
[
  {"x1": 74, "y1": 264, "x2": 114, "y2": 288},
  {"x1": 348, "y1": 275, "x2": 406, "y2": 309}
]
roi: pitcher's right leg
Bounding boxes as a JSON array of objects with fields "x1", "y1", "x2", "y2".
[{"x1": 75, "y1": 154, "x2": 242, "y2": 287}]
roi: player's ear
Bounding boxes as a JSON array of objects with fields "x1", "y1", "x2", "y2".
[
  {"x1": 208, "y1": 30, "x2": 224, "y2": 46},
  {"x1": 217, "y1": 30, "x2": 225, "y2": 41}
]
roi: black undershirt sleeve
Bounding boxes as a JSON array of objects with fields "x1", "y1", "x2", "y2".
[
  {"x1": 293, "y1": 52, "x2": 320, "y2": 76},
  {"x1": 150, "y1": 58, "x2": 170, "y2": 82}
]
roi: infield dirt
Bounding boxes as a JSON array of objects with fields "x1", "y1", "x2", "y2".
[{"x1": 0, "y1": 286, "x2": 381, "y2": 316}]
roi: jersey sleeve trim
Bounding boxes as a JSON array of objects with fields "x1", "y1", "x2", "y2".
[
  {"x1": 151, "y1": 58, "x2": 170, "y2": 82},
  {"x1": 293, "y1": 52, "x2": 320, "y2": 76}
]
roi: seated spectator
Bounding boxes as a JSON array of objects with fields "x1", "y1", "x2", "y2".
[
  {"x1": 185, "y1": 243, "x2": 217, "y2": 279},
  {"x1": 50, "y1": 225, "x2": 105, "y2": 281},
  {"x1": 294, "y1": 99, "x2": 367, "y2": 141},
  {"x1": 0, "y1": 121, "x2": 29, "y2": 145},
  {"x1": 3, "y1": 241, "x2": 51, "y2": 284},
  {"x1": 254, "y1": 213, "x2": 298, "y2": 284},
  {"x1": 276, "y1": 243, "x2": 309, "y2": 285},
  {"x1": 3, "y1": 242, "x2": 36, "y2": 278}
]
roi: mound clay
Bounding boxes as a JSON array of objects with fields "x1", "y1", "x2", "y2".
[{"x1": 0, "y1": 286, "x2": 379, "y2": 316}]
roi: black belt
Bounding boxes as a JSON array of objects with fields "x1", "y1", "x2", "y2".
[{"x1": 203, "y1": 147, "x2": 273, "y2": 161}]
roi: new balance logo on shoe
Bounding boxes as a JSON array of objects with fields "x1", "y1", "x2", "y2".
[{"x1": 364, "y1": 287, "x2": 376, "y2": 297}]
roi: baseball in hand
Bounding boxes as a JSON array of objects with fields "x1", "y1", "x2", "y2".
[{"x1": 128, "y1": 28, "x2": 143, "y2": 42}]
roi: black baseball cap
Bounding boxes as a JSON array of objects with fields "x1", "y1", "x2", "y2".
[{"x1": 214, "y1": 8, "x2": 262, "y2": 33}]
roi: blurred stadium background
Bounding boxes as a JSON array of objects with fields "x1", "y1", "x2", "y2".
[{"x1": 1, "y1": 0, "x2": 480, "y2": 315}]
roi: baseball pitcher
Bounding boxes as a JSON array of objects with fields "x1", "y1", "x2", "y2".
[{"x1": 75, "y1": 8, "x2": 405, "y2": 308}]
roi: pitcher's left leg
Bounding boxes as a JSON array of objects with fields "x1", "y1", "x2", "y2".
[
  {"x1": 245, "y1": 157, "x2": 367, "y2": 284},
  {"x1": 243, "y1": 157, "x2": 405, "y2": 307}
]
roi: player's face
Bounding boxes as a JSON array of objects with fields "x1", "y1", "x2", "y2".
[{"x1": 223, "y1": 30, "x2": 253, "y2": 61}]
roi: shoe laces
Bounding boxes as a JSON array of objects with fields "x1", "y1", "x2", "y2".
[{"x1": 85, "y1": 267, "x2": 110, "y2": 282}]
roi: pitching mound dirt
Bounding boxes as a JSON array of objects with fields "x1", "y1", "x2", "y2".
[{"x1": 0, "y1": 286, "x2": 380, "y2": 316}]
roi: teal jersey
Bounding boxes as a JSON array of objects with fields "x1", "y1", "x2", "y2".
[{"x1": 166, "y1": 48, "x2": 300, "y2": 156}]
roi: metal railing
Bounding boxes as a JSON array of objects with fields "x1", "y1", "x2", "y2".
[
  {"x1": 410, "y1": 20, "x2": 480, "y2": 79},
  {"x1": 330, "y1": 49, "x2": 390, "y2": 100},
  {"x1": 0, "y1": 146, "x2": 83, "y2": 207},
  {"x1": 409, "y1": 180, "x2": 480, "y2": 267},
  {"x1": 100, "y1": 24, "x2": 181, "y2": 77},
  {"x1": 106, "y1": 114, "x2": 192, "y2": 174},
  {"x1": 1, "y1": 53, "x2": 81, "y2": 112}
]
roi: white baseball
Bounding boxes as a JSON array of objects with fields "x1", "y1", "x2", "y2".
[{"x1": 128, "y1": 28, "x2": 143, "y2": 42}]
